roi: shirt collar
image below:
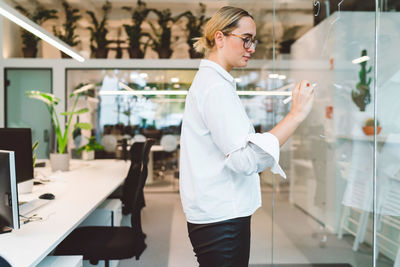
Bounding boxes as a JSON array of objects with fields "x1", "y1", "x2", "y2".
[{"x1": 199, "y1": 59, "x2": 235, "y2": 86}]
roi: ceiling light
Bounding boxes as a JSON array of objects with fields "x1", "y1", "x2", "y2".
[
  {"x1": 170, "y1": 77, "x2": 180, "y2": 83},
  {"x1": 0, "y1": 1, "x2": 85, "y2": 62}
]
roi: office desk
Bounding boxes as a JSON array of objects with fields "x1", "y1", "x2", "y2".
[{"x1": 0, "y1": 159, "x2": 129, "y2": 267}]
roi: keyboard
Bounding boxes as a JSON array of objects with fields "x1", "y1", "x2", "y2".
[{"x1": 19, "y1": 198, "x2": 51, "y2": 216}]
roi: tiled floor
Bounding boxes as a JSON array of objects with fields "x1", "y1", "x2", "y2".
[{"x1": 117, "y1": 185, "x2": 393, "y2": 267}]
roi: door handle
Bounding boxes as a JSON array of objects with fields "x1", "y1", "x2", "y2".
[{"x1": 44, "y1": 129, "x2": 49, "y2": 142}]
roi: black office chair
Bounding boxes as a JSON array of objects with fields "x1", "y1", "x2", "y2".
[
  {"x1": 54, "y1": 139, "x2": 156, "y2": 267},
  {"x1": 109, "y1": 141, "x2": 145, "y2": 215},
  {"x1": 0, "y1": 256, "x2": 11, "y2": 267}
]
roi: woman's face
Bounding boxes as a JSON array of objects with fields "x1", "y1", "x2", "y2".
[{"x1": 222, "y1": 16, "x2": 257, "y2": 70}]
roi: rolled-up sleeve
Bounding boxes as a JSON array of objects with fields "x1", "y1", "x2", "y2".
[
  {"x1": 201, "y1": 82, "x2": 286, "y2": 179},
  {"x1": 225, "y1": 133, "x2": 286, "y2": 178}
]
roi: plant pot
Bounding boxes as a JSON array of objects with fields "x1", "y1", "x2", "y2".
[
  {"x1": 94, "y1": 47, "x2": 109, "y2": 58},
  {"x1": 82, "y1": 150, "x2": 95, "y2": 160},
  {"x1": 50, "y1": 153, "x2": 70, "y2": 172},
  {"x1": 22, "y1": 47, "x2": 38, "y2": 58},
  {"x1": 158, "y1": 47, "x2": 172, "y2": 59},
  {"x1": 189, "y1": 48, "x2": 203, "y2": 59},
  {"x1": 128, "y1": 48, "x2": 144, "y2": 58},
  {"x1": 350, "y1": 111, "x2": 371, "y2": 136},
  {"x1": 362, "y1": 126, "x2": 382, "y2": 135}
]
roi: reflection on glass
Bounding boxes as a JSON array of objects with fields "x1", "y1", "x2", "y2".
[{"x1": 268, "y1": 0, "x2": 398, "y2": 266}]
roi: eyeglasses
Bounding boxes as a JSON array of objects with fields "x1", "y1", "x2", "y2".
[{"x1": 224, "y1": 33, "x2": 258, "y2": 49}]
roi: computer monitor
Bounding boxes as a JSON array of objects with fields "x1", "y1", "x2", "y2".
[
  {"x1": 0, "y1": 150, "x2": 19, "y2": 233},
  {"x1": 0, "y1": 128, "x2": 34, "y2": 193}
]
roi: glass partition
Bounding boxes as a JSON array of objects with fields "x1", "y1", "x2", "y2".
[
  {"x1": 5, "y1": 69, "x2": 52, "y2": 159},
  {"x1": 62, "y1": 1, "x2": 400, "y2": 265},
  {"x1": 269, "y1": 0, "x2": 392, "y2": 266},
  {"x1": 376, "y1": 1, "x2": 400, "y2": 266}
]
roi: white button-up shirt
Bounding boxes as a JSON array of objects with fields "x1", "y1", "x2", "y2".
[{"x1": 180, "y1": 59, "x2": 286, "y2": 224}]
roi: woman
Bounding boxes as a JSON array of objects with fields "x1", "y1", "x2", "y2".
[{"x1": 179, "y1": 6, "x2": 314, "y2": 267}]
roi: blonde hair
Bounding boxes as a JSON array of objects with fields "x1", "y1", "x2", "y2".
[{"x1": 193, "y1": 6, "x2": 253, "y2": 56}]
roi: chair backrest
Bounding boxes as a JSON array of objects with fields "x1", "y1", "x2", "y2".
[
  {"x1": 130, "y1": 141, "x2": 144, "y2": 166},
  {"x1": 129, "y1": 138, "x2": 155, "y2": 226},
  {"x1": 0, "y1": 256, "x2": 11, "y2": 267},
  {"x1": 121, "y1": 142, "x2": 145, "y2": 214}
]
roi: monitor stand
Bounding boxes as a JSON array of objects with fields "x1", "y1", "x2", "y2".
[{"x1": 17, "y1": 179, "x2": 33, "y2": 194}]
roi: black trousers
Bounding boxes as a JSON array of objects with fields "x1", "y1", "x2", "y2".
[{"x1": 187, "y1": 216, "x2": 251, "y2": 267}]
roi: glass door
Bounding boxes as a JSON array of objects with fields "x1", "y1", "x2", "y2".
[
  {"x1": 375, "y1": 1, "x2": 400, "y2": 266},
  {"x1": 5, "y1": 69, "x2": 52, "y2": 159},
  {"x1": 269, "y1": 0, "x2": 387, "y2": 266}
]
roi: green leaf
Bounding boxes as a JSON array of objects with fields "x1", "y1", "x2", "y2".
[
  {"x1": 60, "y1": 108, "x2": 89, "y2": 116},
  {"x1": 26, "y1": 91, "x2": 60, "y2": 105},
  {"x1": 32, "y1": 140, "x2": 39, "y2": 151},
  {"x1": 75, "y1": 122, "x2": 92, "y2": 130},
  {"x1": 70, "y1": 84, "x2": 95, "y2": 97}
]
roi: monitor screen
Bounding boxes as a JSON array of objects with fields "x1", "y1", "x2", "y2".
[
  {"x1": 0, "y1": 150, "x2": 19, "y2": 231},
  {"x1": 0, "y1": 128, "x2": 33, "y2": 183}
]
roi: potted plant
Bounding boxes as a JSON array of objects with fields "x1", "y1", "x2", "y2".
[
  {"x1": 352, "y1": 49, "x2": 372, "y2": 112},
  {"x1": 26, "y1": 84, "x2": 94, "y2": 171},
  {"x1": 177, "y1": 3, "x2": 210, "y2": 58},
  {"x1": 362, "y1": 118, "x2": 381, "y2": 135},
  {"x1": 87, "y1": 0, "x2": 112, "y2": 58},
  {"x1": 122, "y1": 0, "x2": 151, "y2": 58},
  {"x1": 52, "y1": 0, "x2": 82, "y2": 58},
  {"x1": 77, "y1": 136, "x2": 103, "y2": 160},
  {"x1": 15, "y1": 3, "x2": 58, "y2": 58},
  {"x1": 147, "y1": 8, "x2": 183, "y2": 58}
]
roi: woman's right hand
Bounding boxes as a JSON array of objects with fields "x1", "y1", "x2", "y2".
[{"x1": 289, "y1": 80, "x2": 315, "y2": 122}]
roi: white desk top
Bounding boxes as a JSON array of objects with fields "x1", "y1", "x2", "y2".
[{"x1": 0, "y1": 159, "x2": 129, "y2": 267}]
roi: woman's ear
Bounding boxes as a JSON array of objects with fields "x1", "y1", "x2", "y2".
[{"x1": 214, "y1": 31, "x2": 225, "y2": 49}]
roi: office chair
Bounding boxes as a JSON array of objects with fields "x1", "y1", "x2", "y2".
[
  {"x1": 54, "y1": 139, "x2": 156, "y2": 267},
  {"x1": 0, "y1": 256, "x2": 11, "y2": 267},
  {"x1": 109, "y1": 141, "x2": 145, "y2": 215}
]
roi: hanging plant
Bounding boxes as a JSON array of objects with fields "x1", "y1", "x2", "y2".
[
  {"x1": 122, "y1": 0, "x2": 151, "y2": 58},
  {"x1": 86, "y1": 0, "x2": 112, "y2": 58},
  {"x1": 177, "y1": 3, "x2": 210, "y2": 58},
  {"x1": 15, "y1": 3, "x2": 58, "y2": 58},
  {"x1": 52, "y1": 0, "x2": 82, "y2": 58}
]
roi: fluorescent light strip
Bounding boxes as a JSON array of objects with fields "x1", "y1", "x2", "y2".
[
  {"x1": 107, "y1": 82, "x2": 294, "y2": 96},
  {"x1": 352, "y1": 56, "x2": 370, "y2": 64},
  {"x1": 100, "y1": 90, "x2": 188, "y2": 96},
  {"x1": 107, "y1": 82, "x2": 293, "y2": 96},
  {"x1": 99, "y1": 90, "x2": 292, "y2": 96},
  {"x1": 0, "y1": 1, "x2": 85, "y2": 62}
]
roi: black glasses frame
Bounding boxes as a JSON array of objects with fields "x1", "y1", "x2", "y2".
[{"x1": 224, "y1": 33, "x2": 258, "y2": 49}]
